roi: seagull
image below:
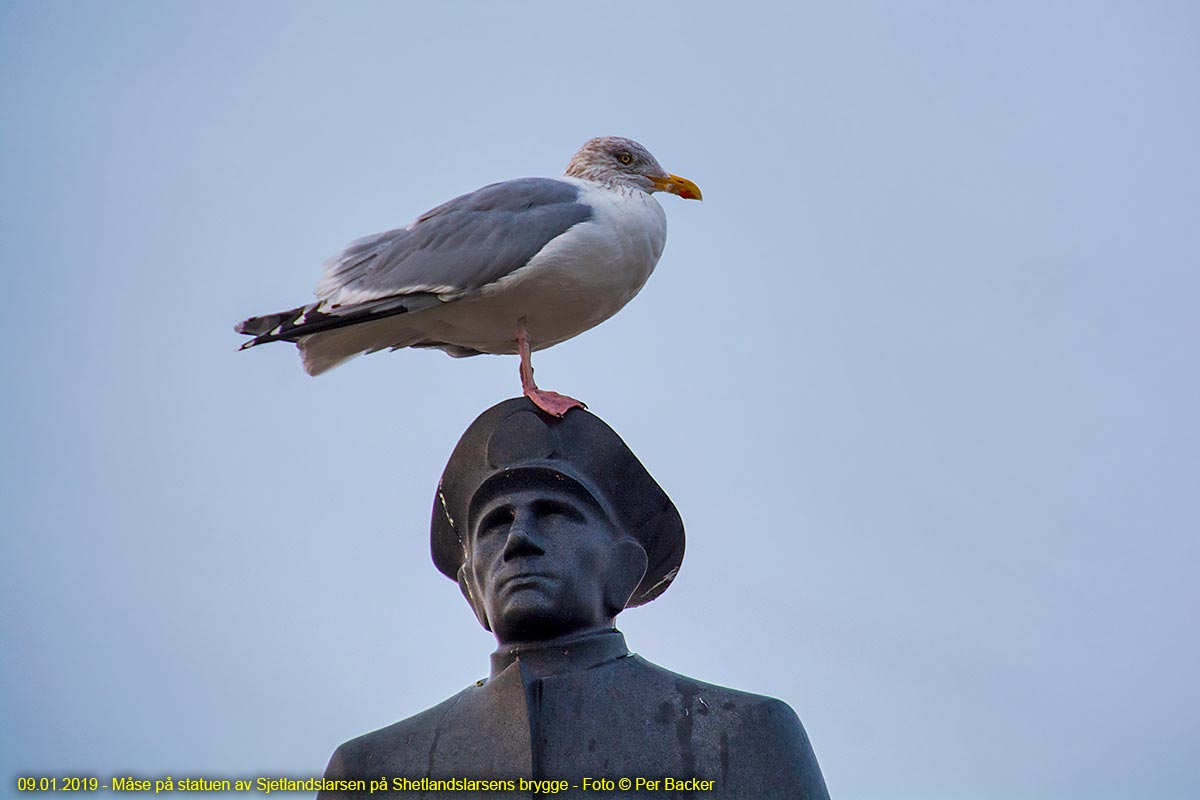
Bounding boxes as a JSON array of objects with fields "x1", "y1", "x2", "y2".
[{"x1": 235, "y1": 136, "x2": 701, "y2": 416}]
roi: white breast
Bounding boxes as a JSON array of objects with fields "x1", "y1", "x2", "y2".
[{"x1": 419, "y1": 179, "x2": 668, "y2": 354}]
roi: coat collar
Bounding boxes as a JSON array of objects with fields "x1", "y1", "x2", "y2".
[{"x1": 490, "y1": 629, "x2": 630, "y2": 679}]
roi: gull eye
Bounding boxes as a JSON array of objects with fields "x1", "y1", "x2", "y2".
[{"x1": 616, "y1": 152, "x2": 634, "y2": 165}]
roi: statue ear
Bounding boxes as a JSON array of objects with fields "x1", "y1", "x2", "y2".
[
  {"x1": 605, "y1": 539, "x2": 649, "y2": 616},
  {"x1": 457, "y1": 564, "x2": 491, "y2": 631}
]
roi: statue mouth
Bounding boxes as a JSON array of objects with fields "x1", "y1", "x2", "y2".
[{"x1": 497, "y1": 572, "x2": 557, "y2": 593}]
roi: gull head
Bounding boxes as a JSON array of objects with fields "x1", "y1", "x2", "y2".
[{"x1": 564, "y1": 136, "x2": 702, "y2": 200}]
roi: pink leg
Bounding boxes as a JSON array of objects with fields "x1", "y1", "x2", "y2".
[{"x1": 516, "y1": 317, "x2": 586, "y2": 417}]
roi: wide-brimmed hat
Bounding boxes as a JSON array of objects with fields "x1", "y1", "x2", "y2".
[{"x1": 431, "y1": 398, "x2": 685, "y2": 607}]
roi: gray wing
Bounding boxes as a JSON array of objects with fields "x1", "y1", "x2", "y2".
[{"x1": 315, "y1": 177, "x2": 593, "y2": 303}]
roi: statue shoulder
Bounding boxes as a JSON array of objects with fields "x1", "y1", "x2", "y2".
[
  {"x1": 626, "y1": 653, "x2": 806, "y2": 716},
  {"x1": 623, "y1": 655, "x2": 830, "y2": 799},
  {"x1": 322, "y1": 686, "x2": 474, "y2": 781}
]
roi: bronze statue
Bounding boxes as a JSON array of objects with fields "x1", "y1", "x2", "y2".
[{"x1": 319, "y1": 399, "x2": 829, "y2": 798}]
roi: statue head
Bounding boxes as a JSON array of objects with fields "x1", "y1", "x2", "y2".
[{"x1": 431, "y1": 399, "x2": 685, "y2": 645}]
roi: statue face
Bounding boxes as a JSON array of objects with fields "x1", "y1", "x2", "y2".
[{"x1": 466, "y1": 480, "x2": 622, "y2": 644}]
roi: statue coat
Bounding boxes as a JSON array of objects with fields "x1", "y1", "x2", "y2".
[{"x1": 320, "y1": 632, "x2": 829, "y2": 800}]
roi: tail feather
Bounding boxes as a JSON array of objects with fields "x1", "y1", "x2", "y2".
[
  {"x1": 234, "y1": 303, "x2": 318, "y2": 346},
  {"x1": 235, "y1": 293, "x2": 450, "y2": 373},
  {"x1": 234, "y1": 293, "x2": 442, "y2": 354}
]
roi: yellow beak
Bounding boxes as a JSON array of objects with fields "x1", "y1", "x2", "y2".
[{"x1": 650, "y1": 173, "x2": 703, "y2": 201}]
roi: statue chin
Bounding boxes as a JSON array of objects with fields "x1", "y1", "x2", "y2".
[{"x1": 491, "y1": 598, "x2": 611, "y2": 646}]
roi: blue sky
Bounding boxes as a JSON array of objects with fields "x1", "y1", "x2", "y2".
[{"x1": 2, "y1": 2, "x2": 1198, "y2": 799}]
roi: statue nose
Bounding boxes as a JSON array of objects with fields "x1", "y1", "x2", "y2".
[{"x1": 502, "y1": 509, "x2": 545, "y2": 560}]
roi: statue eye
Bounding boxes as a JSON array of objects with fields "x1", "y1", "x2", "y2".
[
  {"x1": 616, "y1": 152, "x2": 634, "y2": 165},
  {"x1": 533, "y1": 498, "x2": 585, "y2": 523},
  {"x1": 477, "y1": 507, "x2": 514, "y2": 538}
]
